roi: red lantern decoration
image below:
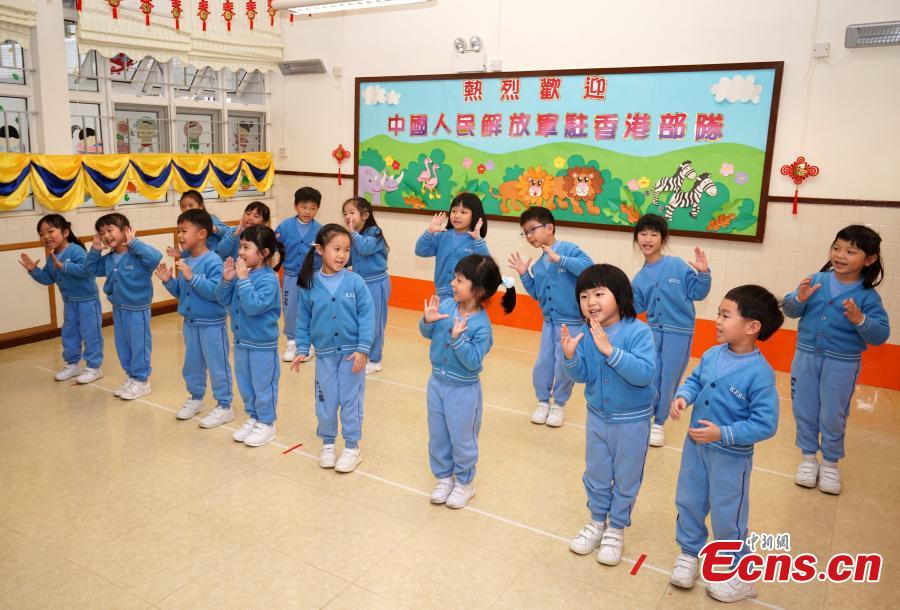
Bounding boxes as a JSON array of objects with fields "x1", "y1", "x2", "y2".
[
  {"x1": 223, "y1": 1, "x2": 235, "y2": 31},
  {"x1": 140, "y1": 0, "x2": 154, "y2": 26},
  {"x1": 267, "y1": 0, "x2": 276, "y2": 26},
  {"x1": 171, "y1": 0, "x2": 183, "y2": 29},
  {"x1": 780, "y1": 156, "x2": 820, "y2": 215},
  {"x1": 246, "y1": 0, "x2": 257, "y2": 29},
  {"x1": 332, "y1": 144, "x2": 351, "y2": 186},
  {"x1": 197, "y1": 0, "x2": 210, "y2": 30},
  {"x1": 106, "y1": 0, "x2": 121, "y2": 19}
]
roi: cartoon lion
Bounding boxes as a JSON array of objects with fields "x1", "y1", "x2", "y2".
[
  {"x1": 491, "y1": 166, "x2": 556, "y2": 213},
  {"x1": 558, "y1": 166, "x2": 603, "y2": 215}
]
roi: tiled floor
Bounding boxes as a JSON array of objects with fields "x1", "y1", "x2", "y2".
[{"x1": 0, "y1": 308, "x2": 897, "y2": 609}]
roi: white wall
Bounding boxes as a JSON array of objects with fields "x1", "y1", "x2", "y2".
[{"x1": 269, "y1": 0, "x2": 900, "y2": 343}]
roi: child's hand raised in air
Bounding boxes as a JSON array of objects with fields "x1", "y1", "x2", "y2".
[
  {"x1": 843, "y1": 297, "x2": 864, "y2": 325},
  {"x1": 222, "y1": 257, "x2": 236, "y2": 281},
  {"x1": 124, "y1": 226, "x2": 136, "y2": 245},
  {"x1": 541, "y1": 245, "x2": 561, "y2": 264},
  {"x1": 450, "y1": 314, "x2": 469, "y2": 339},
  {"x1": 795, "y1": 276, "x2": 821, "y2": 302},
  {"x1": 18, "y1": 252, "x2": 38, "y2": 272},
  {"x1": 688, "y1": 247, "x2": 709, "y2": 273},
  {"x1": 467, "y1": 218, "x2": 484, "y2": 240},
  {"x1": 166, "y1": 246, "x2": 182, "y2": 259},
  {"x1": 688, "y1": 419, "x2": 721, "y2": 444},
  {"x1": 589, "y1": 319, "x2": 614, "y2": 357},
  {"x1": 91, "y1": 232, "x2": 104, "y2": 251},
  {"x1": 507, "y1": 252, "x2": 531, "y2": 276},
  {"x1": 154, "y1": 263, "x2": 172, "y2": 282},
  {"x1": 428, "y1": 212, "x2": 448, "y2": 234},
  {"x1": 560, "y1": 323, "x2": 584, "y2": 360},
  {"x1": 175, "y1": 259, "x2": 193, "y2": 281},
  {"x1": 423, "y1": 295, "x2": 449, "y2": 324},
  {"x1": 234, "y1": 257, "x2": 249, "y2": 280},
  {"x1": 670, "y1": 396, "x2": 688, "y2": 420},
  {"x1": 347, "y1": 351, "x2": 367, "y2": 374},
  {"x1": 50, "y1": 252, "x2": 63, "y2": 270}
]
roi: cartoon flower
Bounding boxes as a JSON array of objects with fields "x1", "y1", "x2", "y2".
[
  {"x1": 462, "y1": 157, "x2": 473, "y2": 169},
  {"x1": 719, "y1": 162, "x2": 735, "y2": 176},
  {"x1": 553, "y1": 156, "x2": 566, "y2": 169},
  {"x1": 627, "y1": 179, "x2": 640, "y2": 191},
  {"x1": 485, "y1": 160, "x2": 494, "y2": 170},
  {"x1": 392, "y1": 160, "x2": 400, "y2": 171},
  {"x1": 476, "y1": 164, "x2": 486, "y2": 175},
  {"x1": 735, "y1": 172, "x2": 749, "y2": 185},
  {"x1": 384, "y1": 155, "x2": 394, "y2": 167},
  {"x1": 638, "y1": 176, "x2": 650, "y2": 189}
]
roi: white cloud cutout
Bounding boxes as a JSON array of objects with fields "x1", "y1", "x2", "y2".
[
  {"x1": 710, "y1": 75, "x2": 763, "y2": 104},
  {"x1": 386, "y1": 90, "x2": 401, "y2": 105},
  {"x1": 363, "y1": 85, "x2": 386, "y2": 106}
]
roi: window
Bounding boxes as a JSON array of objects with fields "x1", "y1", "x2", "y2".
[
  {"x1": 113, "y1": 107, "x2": 168, "y2": 205},
  {"x1": 0, "y1": 95, "x2": 28, "y2": 153},
  {"x1": 224, "y1": 68, "x2": 265, "y2": 105},
  {"x1": 175, "y1": 110, "x2": 217, "y2": 154},
  {"x1": 111, "y1": 54, "x2": 164, "y2": 98},
  {"x1": 64, "y1": 22, "x2": 99, "y2": 93},
  {"x1": 0, "y1": 41, "x2": 26, "y2": 86},
  {"x1": 69, "y1": 102, "x2": 103, "y2": 153},
  {"x1": 171, "y1": 60, "x2": 218, "y2": 102},
  {"x1": 228, "y1": 113, "x2": 263, "y2": 153}
]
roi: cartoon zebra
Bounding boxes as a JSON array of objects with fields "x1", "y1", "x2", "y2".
[
  {"x1": 652, "y1": 160, "x2": 697, "y2": 206},
  {"x1": 662, "y1": 172, "x2": 718, "y2": 221}
]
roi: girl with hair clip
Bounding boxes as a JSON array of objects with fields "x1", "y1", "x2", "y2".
[
  {"x1": 415, "y1": 192, "x2": 490, "y2": 300},
  {"x1": 420, "y1": 254, "x2": 516, "y2": 509},
  {"x1": 20, "y1": 214, "x2": 104, "y2": 384},
  {"x1": 216, "y1": 225, "x2": 284, "y2": 448},
  {"x1": 342, "y1": 196, "x2": 391, "y2": 375},
  {"x1": 213, "y1": 201, "x2": 271, "y2": 261},
  {"x1": 291, "y1": 224, "x2": 375, "y2": 473}
]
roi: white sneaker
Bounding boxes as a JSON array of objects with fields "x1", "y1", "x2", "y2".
[
  {"x1": 75, "y1": 367, "x2": 103, "y2": 384},
  {"x1": 318, "y1": 444, "x2": 336, "y2": 468},
  {"x1": 531, "y1": 401, "x2": 550, "y2": 424},
  {"x1": 335, "y1": 447, "x2": 362, "y2": 472},
  {"x1": 244, "y1": 422, "x2": 276, "y2": 447},
  {"x1": 650, "y1": 423, "x2": 665, "y2": 447},
  {"x1": 430, "y1": 477, "x2": 455, "y2": 504},
  {"x1": 446, "y1": 481, "x2": 476, "y2": 509},
  {"x1": 233, "y1": 418, "x2": 257, "y2": 442},
  {"x1": 818, "y1": 461, "x2": 842, "y2": 495},
  {"x1": 120, "y1": 380, "x2": 151, "y2": 400},
  {"x1": 365, "y1": 361, "x2": 383, "y2": 375},
  {"x1": 706, "y1": 575, "x2": 757, "y2": 602},
  {"x1": 176, "y1": 398, "x2": 205, "y2": 420},
  {"x1": 670, "y1": 554, "x2": 699, "y2": 589},
  {"x1": 569, "y1": 520, "x2": 606, "y2": 555},
  {"x1": 282, "y1": 340, "x2": 297, "y2": 362},
  {"x1": 546, "y1": 405, "x2": 566, "y2": 427},
  {"x1": 199, "y1": 406, "x2": 234, "y2": 429},
  {"x1": 795, "y1": 456, "x2": 819, "y2": 488},
  {"x1": 113, "y1": 377, "x2": 133, "y2": 397},
  {"x1": 597, "y1": 527, "x2": 625, "y2": 566},
  {"x1": 55, "y1": 363, "x2": 83, "y2": 381}
]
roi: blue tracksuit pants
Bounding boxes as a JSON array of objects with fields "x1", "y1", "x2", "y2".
[
  {"x1": 61, "y1": 298, "x2": 103, "y2": 369},
  {"x1": 182, "y1": 320, "x2": 233, "y2": 407},
  {"x1": 315, "y1": 354, "x2": 365, "y2": 448},
  {"x1": 427, "y1": 375, "x2": 483, "y2": 485}
]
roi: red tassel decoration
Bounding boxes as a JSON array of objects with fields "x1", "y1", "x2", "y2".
[
  {"x1": 223, "y1": 1, "x2": 235, "y2": 31},
  {"x1": 246, "y1": 1, "x2": 257, "y2": 29},
  {"x1": 141, "y1": 1, "x2": 154, "y2": 26},
  {"x1": 290, "y1": 12, "x2": 294, "y2": 23},
  {"x1": 76, "y1": 0, "x2": 82, "y2": 10},
  {"x1": 198, "y1": 0, "x2": 210, "y2": 31},
  {"x1": 107, "y1": 0, "x2": 121, "y2": 19},
  {"x1": 171, "y1": 0, "x2": 182, "y2": 29},
  {"x1": 267, "y1": 0, "x2": 275, "y2": 26}
]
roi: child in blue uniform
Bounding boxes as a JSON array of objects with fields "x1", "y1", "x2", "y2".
[
  {"x1": 178, "y1": 190, "x2": 229, "y2": 251},
  {"x1": 784, "y1": 225, "x2": 889, "y2": 495},
  {"x1": 291, "y1": 224, "x2": 375, "y2": 474},
  {"x1": 415, "y1": 192, "x2": 490, "y2": 300},
  {"x1": 562, "y1": 264, "x2": 656, "y2": 567},
  {"x1": 81, "y1": 213, "x2": 161, "y2": 400},
  {"x1": 508, "y1": 206, "x2": 593, "y2": 427},
  {"x1": 276, "y1": 187, "x2": 322, "y2": 362},
  {"x1": 157, "y1": 209, "x2": 233, "y2": 428},
  {"x1": 420, "y1": 254, "x2": 516, "y2": 509},
  {"x1": 668, "y1": 285, "x2": 783, "y2": 603},
  {"x1": 343, "y1": 197, "x2": 391, "y2": 376},
  {"x1": 20, "y1": 214, "x2": 103, "y2": 384},
  {"x1": 216, "y1": 225, "x2": 283, "y2": 448},
  {"x1": 632, "y1": 214, "x2": 711, "y2": 448},
  {"x1": 213, "y1": 200, "x2": 271, "y2": 261}
]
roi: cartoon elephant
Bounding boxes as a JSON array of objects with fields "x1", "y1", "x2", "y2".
[{"x1": 357, "y1": 165, "x2": 404, "y2": 205}]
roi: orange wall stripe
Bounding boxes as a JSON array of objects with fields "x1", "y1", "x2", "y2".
[{"x1": 386, "y1": 274, "x2": 899, "y2": 391}]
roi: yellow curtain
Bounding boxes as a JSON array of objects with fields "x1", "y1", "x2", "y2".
[
  {"x1": 28, "y1": 155, "x2": 85, "y2": 213},
  {"x1": 0, "y1": 153, "x2": 33, "y2": 210},
  {"x1": 82, "y1": 154, "x2": 135, "y2": 207}
]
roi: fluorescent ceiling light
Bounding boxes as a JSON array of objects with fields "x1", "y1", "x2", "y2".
[
  {"x1": 271, "y1": 0, "x2": 429, "y2": 15},
  {"x1": 845, "y1": 21, "x2": 900, "y2": 48}
]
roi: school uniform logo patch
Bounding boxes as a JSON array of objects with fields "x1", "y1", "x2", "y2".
[{"x1": 729, "y1": 385, "x2": 747, "y2": 401}]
